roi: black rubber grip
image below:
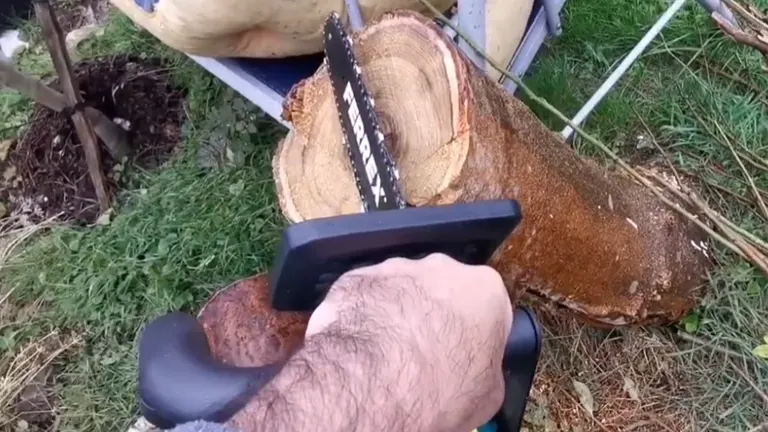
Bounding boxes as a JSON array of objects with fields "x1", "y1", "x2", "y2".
[{"x1": 137, "y1": 307, "x2": 541, "y2": 431}]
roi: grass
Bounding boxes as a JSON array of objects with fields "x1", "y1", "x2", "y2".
[
  {"x1": 2, "y1": 11, "x2": 287, "y2": 431},
  {"x1": 0, "y1": 1, "x2": 766, "y2": 431},
  {"x1": 519, "y1": 0, "x2": 767, "y2": 429}
]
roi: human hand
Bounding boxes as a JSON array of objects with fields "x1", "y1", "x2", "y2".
[
  {"x1": 229, "y1": 253, "x2": 512, "y2": 432},
  {"x1": 306, "y1": 253, "x2": 513, "y2": 431}
]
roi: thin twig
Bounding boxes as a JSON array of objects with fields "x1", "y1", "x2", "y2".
[
  {"x1": 417, "y1": 0, "x2": 768, "y2": 276},
  {"x1": 726, "y1": 357, "x2": 768, "y2": 407},
  {"x1": 694, "y1": 58, "x2": 768, "y2": 108},
  {"x1": 712, "y1": 122, "x2": 768, "y2": 220},
  {"x1": 677, "y1": 332, "x2": 750, "y2": 361},
  {"x1": 642, "y1": 167, "x2": 768, "y2": 257},
  {"x1": 631, "y1": 105, "x2": 682, "y2": 186}
]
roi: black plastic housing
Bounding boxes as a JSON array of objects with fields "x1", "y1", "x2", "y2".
[{"x1": 269, "y1": 200, "x2": 523, "y2": 311}]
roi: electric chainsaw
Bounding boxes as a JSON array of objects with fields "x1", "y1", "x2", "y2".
[{"x1": 137, "y1": 13, "x2": 541, "y2": 432}]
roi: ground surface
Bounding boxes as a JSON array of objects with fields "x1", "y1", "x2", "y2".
[
  {"x1": 0, "y1": 1, "x2": 766, "y2": 432},
  {"x1": 2, "y1": 55, "x2": 184, "y2": 224}
]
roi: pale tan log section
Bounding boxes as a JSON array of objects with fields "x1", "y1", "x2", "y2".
[
  {"x1": 484, "y1": 0, "x2": 533, "y2": 81},
  {"x1": 274, "y1": 11, "x2": 711, "y2": 327},
  {"x1": 108, "y1": 0, "x2": 532, "y2": 69}
]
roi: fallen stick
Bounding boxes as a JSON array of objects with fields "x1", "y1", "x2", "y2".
[{"x1": 273, "y1": 11, "x2": 712, "y2": 326}]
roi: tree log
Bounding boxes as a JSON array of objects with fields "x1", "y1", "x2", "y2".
[
  {"x1": 196, "y1": 274, "x2": 310, "y2": 429},
  {"x1": 198, "y1": 274, "x2": 310, "y2": 367},
  {"x1": 273, "y1": 11, "x2": 712, "y2": 327},
  {"x1": 108, "y1": 0, "x2": 532, "y2": 77}
]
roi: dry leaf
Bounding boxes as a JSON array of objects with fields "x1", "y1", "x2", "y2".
[
  {"x1": 572, "y1": 380, "x2": 595, "y2": 415},
  {"x1": 623, "y1": 377, "x2": 640, "y2": 401},
  {"x1": 753, "y1": 344, "x2": 768, "y2": 359},
  {"x1": 94, "y1": 208, "x2": 113, "y2": 226}
]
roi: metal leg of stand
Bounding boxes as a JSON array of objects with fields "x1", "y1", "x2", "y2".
[
  {"x1": 443, "y1": 13, "x2": 460, "y2": 42},
  {"x1": 501, "y1": 0, "x2": 568, "y2": 94},
  {"x1": 457, "y1": 0, "x2": 487, "y2": 71},
  {"x1": 541, "y1": 0, "x2": 563, "y2": 36},
  {"x1": 696, "y1": 0, "x2": 738, "y2": 26},
  {"x1": 560, "y1": 0, "x2": 688, "y2": 140},
  {"x1": 188, "y1": 56, "x2": 290, "y2": 128},
  {"x1": 345, "y1": 0, "x2": 365, "y2": 30}
]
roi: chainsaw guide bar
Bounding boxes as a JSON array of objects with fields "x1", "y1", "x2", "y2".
[{"x1": 323, "y1": 13, "x2": 407, "y2": 212}]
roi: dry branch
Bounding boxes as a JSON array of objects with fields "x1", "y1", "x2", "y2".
[
  {"x1": 274, "y1": 11, "x2": 712, "y2": 326},
  {"x1": 713, "y1": 1, "x2": 768, "y2": 70}
]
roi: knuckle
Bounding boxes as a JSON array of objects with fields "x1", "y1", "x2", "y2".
[
  {"x1": 422, "y1": 252, "x2": 457, "y2": 265},
  {"x1": 477, "y1": 265, "x2": 504, "y2": 286},
  {"x1": 380, "y1": 256, "x2": 415, "y2": 268}
]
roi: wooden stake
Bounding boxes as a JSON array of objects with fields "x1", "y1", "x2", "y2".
[
  {"x1": 0, "y1": 62, "x2": 132, "y2": 161},
  {"x1": 34, "y1": 0, "x2": 110, "y2": 213}
]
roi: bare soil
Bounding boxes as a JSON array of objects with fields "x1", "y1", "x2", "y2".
[{"x1": 0, "y1": 55, "x2": 184, "y2": 225}]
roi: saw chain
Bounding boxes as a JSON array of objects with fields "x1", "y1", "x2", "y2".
[{"x1": 323, "y1": 13, "x2": 407, "y2": 212}]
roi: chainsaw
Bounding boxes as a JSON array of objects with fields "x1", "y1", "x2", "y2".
[{"x1": 137, "y1": 13, "x2": 541, "y2": 432}]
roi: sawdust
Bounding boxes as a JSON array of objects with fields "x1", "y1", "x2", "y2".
[{"x1": 524, "y1": 306, "x2": 696, "y2": 432}]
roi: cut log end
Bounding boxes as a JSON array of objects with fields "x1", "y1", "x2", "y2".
[
  {"x1": 274, "y1": 11, "x2": 711, "y2": 326},
  {"x1": 276, "y1": 12, "x2": 469, "y2": 222},
  {"x1": 198, "y1": 274, "x2": 310, "y2": 367}
]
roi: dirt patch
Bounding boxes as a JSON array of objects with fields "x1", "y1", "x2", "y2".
[
  {"x1": 0, "y1": 55, "x2": 184, "y2": 225},
  {"x1": 523, "y1": 306, "x2": 696, "y2": 432}
]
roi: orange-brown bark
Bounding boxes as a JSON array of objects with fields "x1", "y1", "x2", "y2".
[
  {"x1": 273, "y1": 11, "x2": 712, "y2": 326},
  {"x1": 198, "y1": 274, "x2": 310, "y2": 367}
]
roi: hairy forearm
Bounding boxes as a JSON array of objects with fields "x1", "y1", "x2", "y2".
[
  {"x1": 229, "y1": 324, "x2": 427, "y2": 431},
  {"x1": 228, "y1": 275, "x2": 447, "y2": 432},
  {"x1": 227, "y1": 270, "x2": 504, "y2": 432}
]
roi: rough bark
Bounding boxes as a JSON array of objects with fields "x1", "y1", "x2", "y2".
[
  {"x1": 197, "y1": 274, "x2": 309, "y2": 367},
  {"x1": 273, "y1": 11, "x2": 712, "y2": 326}
]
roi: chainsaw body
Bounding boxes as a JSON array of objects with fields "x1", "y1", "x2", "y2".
[
  {"x1": 138, "y1": 200, "x2": 541, "y2": 431},
  {"x1": 270, "y1": 200, "x2": 522, "y2": 310}
]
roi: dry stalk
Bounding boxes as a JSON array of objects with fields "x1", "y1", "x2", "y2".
[
  {"x1": 0, "y1": 332, "x2": 82, "y2": 416},
  {"x1": 418, "y1": 0, "x2": 768, "y2": 278},
  {"x1": 712, "y1": 122, "x2": 768, "y2": 220},
  {"x1": 714, "y1": 1, "x2": 768, "y2": 69},
  {"x1": 0, "y1": 215, "x2": 62, "y2": 267},
  {"x1": 726, "y1": 358, "x2": 768, "y2": 407}
]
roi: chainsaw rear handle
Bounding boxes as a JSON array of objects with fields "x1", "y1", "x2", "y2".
[{"x1": 137, "y1": 306, "x2": 540, "y2": 430}]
